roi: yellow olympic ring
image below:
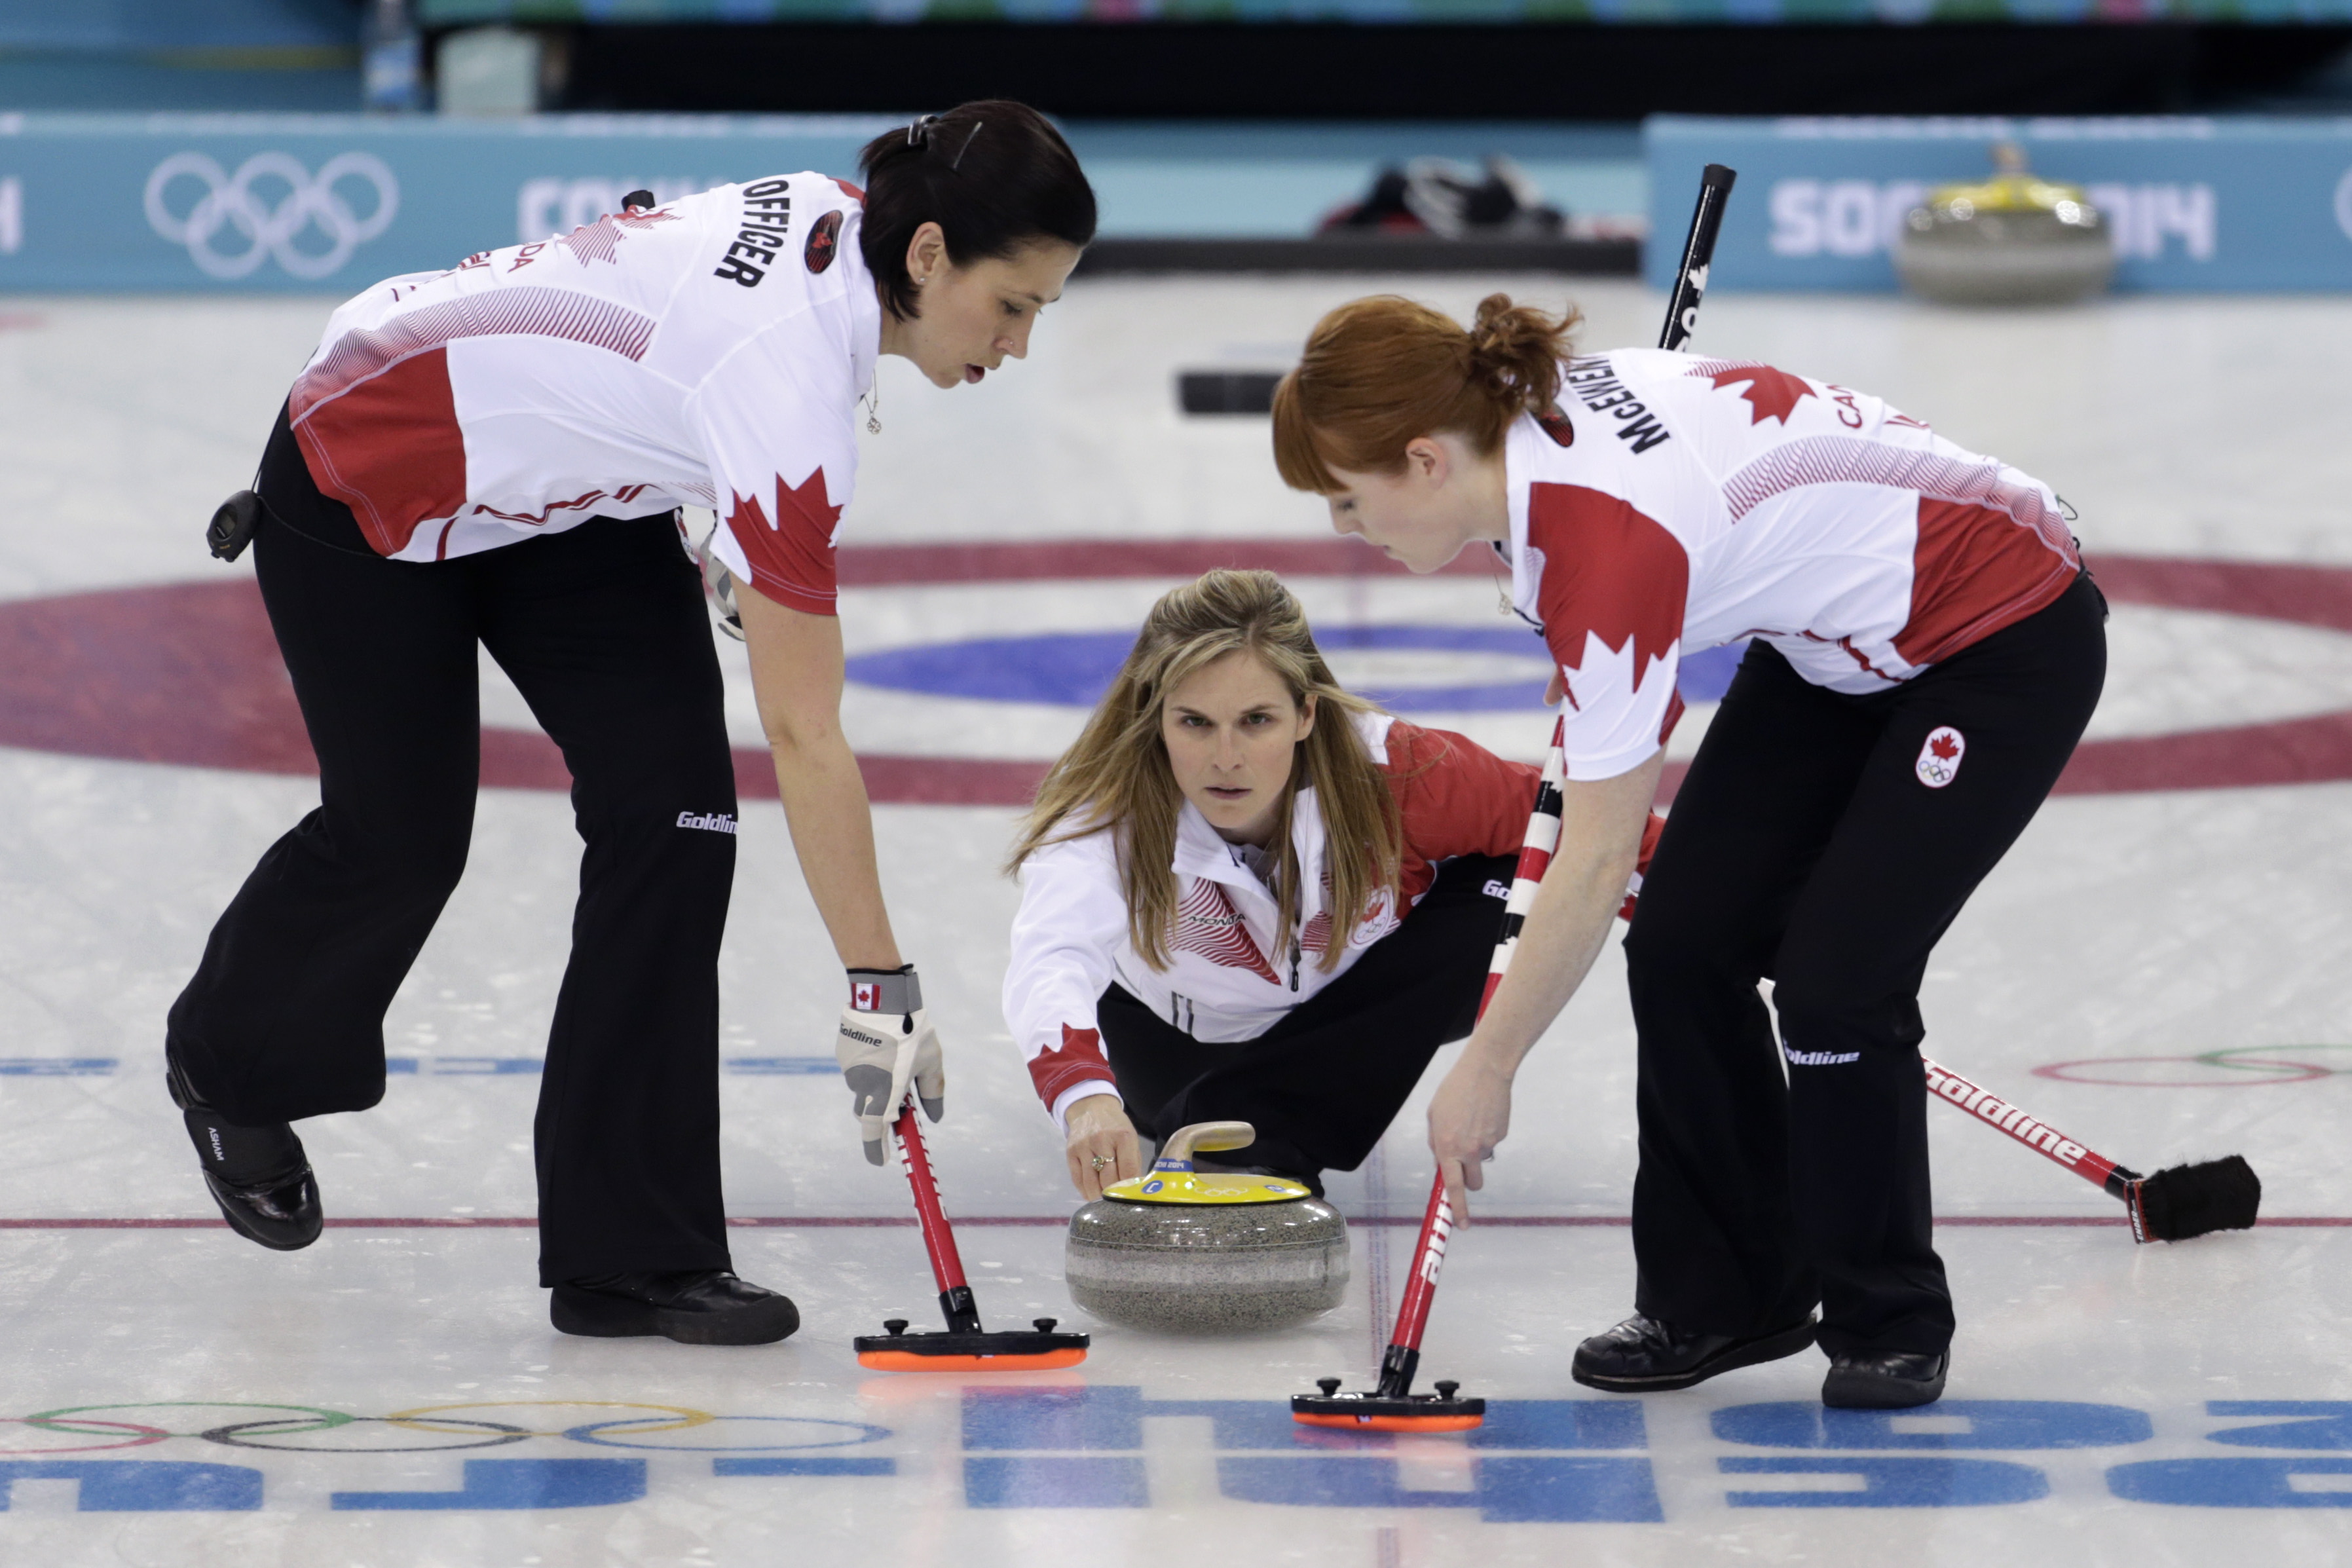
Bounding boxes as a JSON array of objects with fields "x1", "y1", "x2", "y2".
[{"x1": 384, "y1": 1400, "x2": 715, "y2": 1438}]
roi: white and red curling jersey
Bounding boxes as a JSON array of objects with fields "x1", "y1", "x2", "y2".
[
  {"x1": 1007, "y1": 715, "x2": 1624, "y2": 1131},
  {"x1": 288, "y1": 174, "x2": 878, "y2": 616},
  {"x1": 1508, "y1": 349, "x2": 2081, "y2": 781}
]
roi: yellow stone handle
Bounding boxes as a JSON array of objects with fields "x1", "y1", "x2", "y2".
[{"x1": 1159, "y1": 1121, "x2": 1256, "y2": 1165}]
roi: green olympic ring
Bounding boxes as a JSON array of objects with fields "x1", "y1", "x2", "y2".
[
  {"x1": 0, "y1": 1417, "x2": 170, "y2": 1454},
  {"x1": 2034, "y1": 1045, "x2": 2352, "y2": 1088},
  {"x1": 2200, "y1": 1043, "x2": 2352, "y2": 1073},
  {"x1": 203, "y1": 1416, "x2": 531, "y2": 1453},
  {"x1": 565, "y1": 1415, "x2": 890, "y2": 1452},
  {"x1": 24, "y1": 1402, "x2": 353, "y2": 1438}
]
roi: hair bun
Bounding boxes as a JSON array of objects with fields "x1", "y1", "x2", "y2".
[{"x1": 1464, "y1": 293, "x2": 1575, "y2": 413}]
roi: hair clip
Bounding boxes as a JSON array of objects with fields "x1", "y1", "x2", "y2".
[
  {"x1": 906, "y1": 114, "x2": 940, "y2": 148},
  {"x1": 951, "y1": 121, "x2": 985, "y2": 171}
]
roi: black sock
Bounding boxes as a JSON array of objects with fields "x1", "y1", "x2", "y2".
[{"x1": 179, "y1": 1104, "x2": 306, "y2": 1186}]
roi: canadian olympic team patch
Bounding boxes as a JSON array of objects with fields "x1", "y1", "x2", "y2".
[
  {"x1": 806, "y1": 209, "x2": 842, "y2": 273},
  {"x1": 1916, "y1": 725, "x2": 1966, "y2": 788}
]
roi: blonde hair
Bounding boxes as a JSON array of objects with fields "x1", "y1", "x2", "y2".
[
  {"x1": 1272, "y1": 292, "x2": 1580, "y2": 494},
  {"x1": 1006, "y1": 570, "x2": 1402, "y2": 974}
]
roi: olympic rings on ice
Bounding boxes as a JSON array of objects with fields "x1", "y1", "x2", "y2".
[
  {"x1": 8, "y1": 1400, "x2": 890, "y2": 1456},
  {"x1": 143, "y1": 151, "x2": 399, "y2": 281},
  {"x1": 2033, "y1": 1043, "x2": 2352, "y2": 1089}
]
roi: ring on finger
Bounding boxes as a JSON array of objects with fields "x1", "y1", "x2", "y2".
[{"x1": 1090, "y1": 1155, "x2": 1110, "y2": 1170}]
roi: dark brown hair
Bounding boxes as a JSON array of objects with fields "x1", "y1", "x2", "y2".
[
  {"x1": 1272, "y1": 293, "x2": 1580, "y2": 493},
  {"x1": 857, "y1": 101, "x2": 1097, "y2": 321}
]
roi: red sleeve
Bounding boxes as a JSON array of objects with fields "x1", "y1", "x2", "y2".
[
  {"x1": 1382, "y1": 720, "x2": 1542, "y2": 905},
  {"x1": 725, "y1": 468, "x2": 842, "y2": 616},
  {"x1": 1530, "y1": 482, "x2": 1690, "y2": 777},
  {"x1": 1531, "y1": 483, "x2": 1687, "y2": 682},
  {"x1": 1028, "y1": 1024, "x2": 1115, "y2": 1108}
]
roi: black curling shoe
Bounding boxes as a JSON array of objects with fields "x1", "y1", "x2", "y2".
[
  {"x1": 1823, "y1": 1351, "x2": 1949, "y2": 1409},
  {"x1": 1572, "y1": 1311, "x2": 1820, "y2": 1392},
  {"x1": 166, "y1": 1055, "x2": 323, "y2": 1252},
  {"x1": 552, "y1": 1270, "x2": 800, "y2": 1346}
]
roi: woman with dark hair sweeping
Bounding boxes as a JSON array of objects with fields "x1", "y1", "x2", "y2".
[
  {"x1": 1002, "y1": 570, "x2": 1658, "y2": 1201},
  {"x1": 1271, "y1": 295, "x2": 2104, "y2": 1409},
  {"x1": 164, "y1": 103, "x2": 1096, "y2": 1345}
]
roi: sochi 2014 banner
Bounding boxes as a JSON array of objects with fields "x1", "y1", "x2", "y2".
[
  {"x1": 0, "y1": 112, "x2": 901, "y2": 293},
  {"x1": 1647, "y1": 116, "x2": 2352, "y2": 293}
]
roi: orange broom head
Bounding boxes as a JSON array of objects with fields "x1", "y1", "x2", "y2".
[
  {"x1": 856, "y1": 1347, "x2": 1089, "y2": 1373},
  {"x1": 1292, "y1": 1410, "x2": 1483, "y2": 1433},
  {"x1": 853, "y1": 1322, "x2": 1091, "y2": 1373},
  {"x1": 1291, "y1": 1388, "x2": 1485, "y2": 1432}
]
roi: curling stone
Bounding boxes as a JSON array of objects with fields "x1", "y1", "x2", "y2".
[
  {"x1": 1066, "y1": 1121, "x2": 1349, "y2": 1334},
  {"x1": 1894, "y1": 143, "x2": 2114, "y2": 307}
]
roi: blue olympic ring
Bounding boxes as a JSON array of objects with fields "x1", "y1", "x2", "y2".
[{"x1": 565, "y1": 1415, "x2": 891, "y2": 1452}]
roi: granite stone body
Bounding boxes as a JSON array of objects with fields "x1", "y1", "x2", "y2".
[
  {"x1": 1895, "y1": 201, "x2": 2116, "y2": 306},
  {"x1": 1065, "y1": 1194, "x2": 1351, "y2": 1334}
]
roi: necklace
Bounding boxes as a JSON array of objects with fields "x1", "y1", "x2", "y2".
[{"x1": 862, "y1": 380, "x2": 882, "y2": 435}]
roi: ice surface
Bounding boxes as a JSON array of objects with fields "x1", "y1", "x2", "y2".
[{"x1": 2, "y1": 280, "x2": 2349, "y2": 1563}]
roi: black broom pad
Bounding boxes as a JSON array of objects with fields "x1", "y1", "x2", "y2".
[{"x1": 2135, "y1": 1155, "x2": 2262, "y2": 1242}]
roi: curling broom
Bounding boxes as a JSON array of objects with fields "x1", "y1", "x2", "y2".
[
  {"x1": 1291, "y1": 716, "x2": 1571, "y2": 1432},
  {"x1": 1922, "y1": 1057, "x2": 2260, "y2": 1242},
  {"x1": 1292, "y1": 160, "x2": 1739, "y2": 1436},
  {"x1": 855, "y1": 1094, "x2": 1092, "y2": 1372}
]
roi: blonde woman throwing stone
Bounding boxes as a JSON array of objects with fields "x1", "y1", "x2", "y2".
[{"x1": 1003, "y1": 569, "x2": 1657, "y2": 1201}]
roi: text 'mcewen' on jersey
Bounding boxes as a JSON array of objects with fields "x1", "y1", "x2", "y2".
[
  {"x1": 1507, "y1": 349, "x2": 2081, "y2": 782},
  {"x1": 286, "y1": 174, "x2": 878, "y2": 617}
]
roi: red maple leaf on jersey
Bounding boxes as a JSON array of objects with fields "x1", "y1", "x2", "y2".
[
  {"x1": 557, "y1": 207, "x2": 681, "y2": 266},
  {"x1": 724, "y1": 468, "x2": 845, "y2": 613},
  {"x1": 727, "y1": 468, "x2": 843, "y2": 542},
  {"x1": 1026, "y1": 1023, "x2": 1112, "y2": 1106},
  {"x1": 1528, "y1": 483, "x2": 1688, "y2": 696},
  {"x1": 1930, "y1": 733, "x2": 1960, "y2": 760},
  {"x1": 1688, "y1": 360, "x2": 1816, "y2": 426}
]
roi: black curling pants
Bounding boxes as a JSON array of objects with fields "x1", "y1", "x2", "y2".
[
  {"x1": 1622, "y1": 571, "x2": 2107, "y2": 1359},
  {"x1": 166, "y1": 409, "x2": 740, "y2": 1286},
  {"x1": 1098, "y1": 852, "x2": 1519, "y2": 1188}
]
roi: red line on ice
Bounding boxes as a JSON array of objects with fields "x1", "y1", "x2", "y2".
[
  {"x1": 5, "y1": 1214, "x2": 2347, "y2": 1229},
  {"x1": 1, "y1": 548, "x2": 2347, "y2": 806}
]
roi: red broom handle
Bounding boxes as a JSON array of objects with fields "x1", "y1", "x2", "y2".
[
  {"x1": 1921, "y1": 1056, "x2": 2133, "y2": 1195},
  {"x1": 891, "y1": 1098, "x2": 970, "y2": 1293},
  {"x1": 1391, "y1": 719, "x2": 1569, "y2": 1356}
]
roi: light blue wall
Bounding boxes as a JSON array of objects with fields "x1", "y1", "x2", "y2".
[
  {"x1": 1647, "y1": 116, "x2": 2352, "y2": 292},
  {"x1": 0, "y1": 113, "x2": 1647, "y2": 292}
]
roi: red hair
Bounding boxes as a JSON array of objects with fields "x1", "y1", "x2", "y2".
[{"x1": 1272, "y1": 293, "x2": 1580, "y2": 493}]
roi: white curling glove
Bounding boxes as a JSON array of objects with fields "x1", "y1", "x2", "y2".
[{"x1": 835, "y1": 965, "x2": 946, "y2": 1166}]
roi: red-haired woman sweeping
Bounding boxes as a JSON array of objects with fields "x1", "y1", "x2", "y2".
[{"x1": 1271, "y1": 294, "x2": 2104, "y2": 1409}]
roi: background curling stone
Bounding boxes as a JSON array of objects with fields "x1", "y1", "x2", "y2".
[
  {"x1": 1894, "y1": 142, "x2": 2114, "y2": 307},
  {"x1": 1066, "y1": 1121, "x2": 1349, "y2": 1334}
]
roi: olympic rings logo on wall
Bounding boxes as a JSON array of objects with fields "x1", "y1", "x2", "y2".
[
  {"x1": 143, "y1": 152, "x2": 400, "y2": 281},
  {"x1": 0, "y1": 1402, "x2": 889, "y2": 1457},
  {"x1": 2036, "y1": 1043, "x2": 2352, "y2": 1089}
]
